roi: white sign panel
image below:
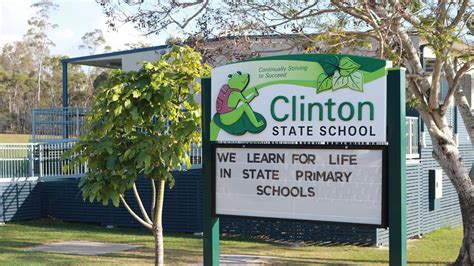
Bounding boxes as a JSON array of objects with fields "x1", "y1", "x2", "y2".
[
  {"x1": 215, "y1": 146, "x2": 385, "y2": 225},
  {"x1": 210, "y1": 56, "x2": 390, "y2": 143}
]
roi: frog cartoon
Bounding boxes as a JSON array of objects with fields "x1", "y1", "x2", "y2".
[{"x1": 213, "y1": 71, "x2": 266, "y2": 135}]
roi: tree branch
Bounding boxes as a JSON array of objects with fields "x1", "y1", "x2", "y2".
[
  {"x1": 396, "y1": 26, "x2": 432, "y2": 94},
  {"x1": 120, "y1": 195, "x2": 152, "y2": 230},
  {"x1": 429, "y1": 57, "x2": 444, "y2": 110},
  {"x1": 407, "y1": 77, "x2": 429, "y2": 109},
  {"x1": 132, "y1": 182, "x2": 153, "y2": 224},
  {"x1": 151, "y1": 178, "x2": 156, "y2": 215},
  {"x1": 166, "y1": 0, "x2": 209, "y2": 29},
  {"x1": 447, "y1": 0, "x2": 470, "y2": 30},
  {"x1": 441, "y1": 59, "x2": 474, "y2": 114},
  {"x1": 395, "y1": 2, "x2": 422, "y2": 28},
  {"x1": 443, "y1": 60, "x2": 474, "y2": 146}
]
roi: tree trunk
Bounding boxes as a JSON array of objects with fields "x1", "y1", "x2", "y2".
[
  {"x1": 153, "y1": 179, "x2": 166, "y2": 266},
  {"x1": 37, "y1": 60, "x2": 43, "y2": 105},
  {"x1": 455, "y1": 201, "x2": 474, "y2": 266},
  {"x1": 153, "y1": 225, "x2": 164, "y2": 266},
  {"x1": 431, "y1": 138, "x2": 474, "y2": 265}
]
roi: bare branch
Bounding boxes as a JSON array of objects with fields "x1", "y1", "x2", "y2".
[
  {"x1": 331, "y1": 1, "x2": 374, "y2": 26},
  {"x1": 132, "y1": 182, "x2": 153, "y2": 224},
  {"x1": 396, "y1": 3, "x2": 422, "y2": 28},
  {"x1": 120, "y1": 195, "x2": 152, "y2": 230},
  {"x1": 167, "y1": 0, "x2": 209, "y2": 29},
  {"x1": 437, "y1": 0, "x2": 448, "y2": 28},
  {"x1": 454, "y1": 88, "x2": 474, "y2": 146},
  {"x1": 448, "y1": 0, "x2": 470, "y2": 30},
  {"x1": 441, "y1": 59, "x2": 474, "y2": 113},
  {"x1": 407, "y1": 77, "x2": 429, "y2": 109},
  {"x1": 151, "y1": 178, "x2": 156, "y2": 215},
  {"x1": 396, "y1": 27, "x2": 433, "y2": 94},
  {"x1": 429, "y1": 57, "x2": 445, "y2": 110}
]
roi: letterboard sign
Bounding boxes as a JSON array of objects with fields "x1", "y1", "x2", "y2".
[{"x1": 214, "y1": 145, "x2": 386, "y2": 225}]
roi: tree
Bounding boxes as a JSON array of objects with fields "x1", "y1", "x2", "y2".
[
  {"x1": 72, "y1": 45, "x2": 210, "y2": 266},
  {"x1": 78, "y1": 29, "x2": 112, "y2": 106},
  {"x1": 97, "y1": 1, "x2": 474, "y2": 264},
  {"x1": 79, "y1": 29, "x2": 111, "y2": 54},
  {"x1": 24, "y1": 0, "x2": 58, "y2": 105},
  {"x1": 0, "y1": 41, "x2": 37, "y2": 133}
]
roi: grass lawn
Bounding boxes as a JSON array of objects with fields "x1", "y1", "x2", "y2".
[
  {"x1": 0, "y1": 219, "x2": 462, "y2": 265},
  {"x1": 0, "y1": 134, "x2": 30, "y2": 143}
]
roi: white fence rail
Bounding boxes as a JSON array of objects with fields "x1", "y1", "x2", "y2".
[
  {"x1": 0, "y1": 143, "x2": 37, "y2": 182},
  {"x1": 0, "y1": 142, "x2": 87, "y2": 181},
  {"x1": 1, "y1": 141, "x2": 202, "y2": 181},
  {"x1": 37, "y1": 141, "x2": 87, "y2": 179}
]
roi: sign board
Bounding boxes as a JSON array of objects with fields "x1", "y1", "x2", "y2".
[
  {"x1": 203, "y1": 54, "x2": 405, "y2": 265},
  {"x1": 210, "y1": 55, "x2": 391, "y2": 143},
  {"x1": 214, "y1": 145, "x2": 386, "y2": 226}
]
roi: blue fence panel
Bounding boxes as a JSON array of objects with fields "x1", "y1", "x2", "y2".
[
  {"x1": 40, "y1": 169, "x2": 202, "y2": 233},
  {"x1": 1, "y1": 181, "x2": 41, "y2": 222}
]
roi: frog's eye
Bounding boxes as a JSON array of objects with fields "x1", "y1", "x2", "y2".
[
  {"x1": 237, "y1": 71, "x2": 242, "y2": 75},
  {"x1": 228, "y1": 74, "x2": 232, "y2": 78}
]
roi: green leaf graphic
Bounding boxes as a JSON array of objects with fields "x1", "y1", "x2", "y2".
[
  {"x1": 332, "y1": 71, "x2": 349, "y2": 90},
  {"x1": 319, "y1": 56, "x2": 339, "y2": 76},
  {"x1": 348, "y1": 71, "x2": 363, "y2": 92},
  {"x1": 339, "y1": 57, "x2": 360, "y2": 77},
  {"x1": 332, "y1": 70, "x2": 364, "y2": 92},
  {"x1": 317, "y1": 73, "x2": 333, "y2": 93}
]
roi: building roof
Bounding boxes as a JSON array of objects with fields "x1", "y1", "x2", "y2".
[{"x1": 61, "y1": 44, "x2": 170, "y2": 69}]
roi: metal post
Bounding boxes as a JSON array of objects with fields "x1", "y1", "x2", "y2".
[
  {"x1": 62, "y1": 61, "x2": 69, "y2": 139},
  {"x1": 62, "y1": 61, "x2": 68, "y2": 108},
  {"x1": 76, "y1": 107, "x2": 80, "y2": 139},
  {"x1": 39, "y1": 144, "x2": 44, "y2": 179},
  {"x1": 202, "y1": 77, "x2": 220, "y2": 266},
  {"x1": 32, "y1": 110, "x2": 36, "y2": 142},
  {"x1": 387, "y1": 68, "x2": 407, "y2": 266},
  {"x1": 28, "y1": 144, "x2": 34, "y2": 178}
]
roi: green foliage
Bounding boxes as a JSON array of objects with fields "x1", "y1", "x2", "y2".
[
  {"x1": 407, "y1": 97, "x2": 421, "y2": 109},
  {"x1": 73, "y1": 46, "x2": 210, "y2": 207}
]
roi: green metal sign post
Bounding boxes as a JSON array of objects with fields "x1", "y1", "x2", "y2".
[
  {"x1": 202, "y1": 77, "x2": 220, "y2": 266},
  {"x1": 387, "y1": 68, "x2": 407, "y2": 266}
]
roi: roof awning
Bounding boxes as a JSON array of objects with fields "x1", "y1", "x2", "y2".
[
  {"x1": 70, "y1": 56, "x2": 123, "y2": 69},
  {"x1": 62, "y1": 45, "x2": 170, "y2": 107}
]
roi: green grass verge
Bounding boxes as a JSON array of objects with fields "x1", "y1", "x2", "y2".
[
  {"x1": 0, "y1": 134, "x2": 31, "y2": 143},
  {"x1": 0, "y1": 219, "x2": 462, "y2": 265}
]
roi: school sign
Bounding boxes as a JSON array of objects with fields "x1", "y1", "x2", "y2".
[
  {"x1": 202, "y1": 54, "x2": 406, "y2": 266},
  {"x1": 210, "y1": 55, "x2": 390, "y2": 142}
]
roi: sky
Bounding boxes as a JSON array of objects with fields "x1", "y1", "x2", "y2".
[{"x1": 0, "y1": 0, "x2": 171, "y2": 58}]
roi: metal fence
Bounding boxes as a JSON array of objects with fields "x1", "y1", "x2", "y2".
[
  {"x1": 0, "y1": 143, "x2": 37, "y2": 181},
  {"x1": 37, "y1": 141, "x2": 87, "y2": 179},
  {"x1": 0, "y1": 142, "x2": 87, "y2": 181},
  {"x1": 32, "y1": 107, "x2": 89, "y2": 142},
  {"x1": 1, "y1": 107, "x2": 203, "y2": 181},
  {"x1": 190, "y1": 143, "x2": 202, "y2": 166},
  {"x1": 0, "y1": 141, "x2": 202, "y2": 181}
]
